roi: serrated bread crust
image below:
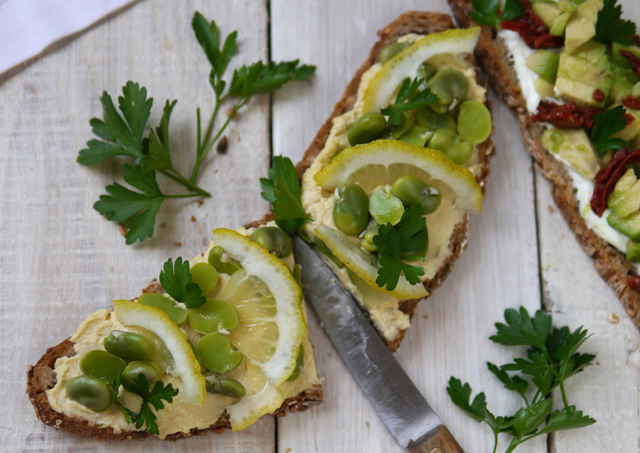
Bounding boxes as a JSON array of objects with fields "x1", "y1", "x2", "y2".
[
  {"x1": 289, "y1": 11, "x2": 494, "y2": 351},
  {"x1": 448, "y1": 0, "x2": 640, "y2": 328}
]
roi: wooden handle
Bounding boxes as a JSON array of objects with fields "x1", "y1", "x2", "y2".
[{"x1": 408, "y1": 424, "x2": 464, "y2": 453}]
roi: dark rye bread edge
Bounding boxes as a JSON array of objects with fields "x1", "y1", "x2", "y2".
[
  {"x1": 27, "y1": 265, "x2": 323, "y2": 441},
  {"x1": 448, "y1": 0, "x2": 640, "y2": 328},
  {"x1": 262, "y1": 11, "x2": 494, "y2": 352}
]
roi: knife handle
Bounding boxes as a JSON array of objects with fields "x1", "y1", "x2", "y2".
[{"x1": 408, "y1": 424, "x2": 464, "y2": 453}]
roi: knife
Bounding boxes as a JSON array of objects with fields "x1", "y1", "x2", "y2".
[{"x1": 293, "y1": 236, "x2": 463, "y2": 452}]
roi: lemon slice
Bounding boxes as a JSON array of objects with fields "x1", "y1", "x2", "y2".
[
  {"x1": 113, "y1": 300, "x2": 206, "y2": 405},
  {"x1": 315, "y1": 225, "x2": 428, "y2": 300},
  {"x1": 361, "y1": 27, "x2": 480, "y2": 113},
  {"x1": 210, "y1": 229, "x2": 305, "y2": 388},
  {"x1": 314, "y1": 140, "x2": 483, "y2": 213},
  {"x1": 228, "y1": 382, "x2": 284, "y2": 431}
]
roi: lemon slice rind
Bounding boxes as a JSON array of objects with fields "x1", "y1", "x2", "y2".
[
  {"x1": 361, "y1": 27, "x2": 480, "y2": 113},
  {"x1": 210, "y1": 229, "x2": 305, "y2": 388},
  {"x1": 113, "y1": 299, "x2": 206, "y2": 406},
  {"x1": 228, "y1": 382, "x2": 285, "y2": 431},
  {"x1": 314, "y1": 140, "x2": 483, "y2": 213}
]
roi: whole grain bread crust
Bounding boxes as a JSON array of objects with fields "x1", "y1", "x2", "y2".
[
  {"x1": 448, "y1": 0, "x2": 640, "y2": 328},
  {"x1": 27, "y1": 242, "x2": 323, "y2": 441},
  {"x1": 291, "y1": 11, "x2": 495, "y2": 351}
]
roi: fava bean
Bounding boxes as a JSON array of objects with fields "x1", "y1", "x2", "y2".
[
  {"x1": 360, "y1": 221, "x2": 379, "y2": 252},
  {"x1": 428, "y1": 128, "x2": 456, "y2": 152},
  {"x1": 398, "y1": 125, "x2": 432, "y2": 147},
  {"x1": 347, "y1": 112, "x2": 387, "y2": 146},
  {"x1": 208, "y1": 246, "x2": 242, "y2": 275},
  {"x1": 445, "y1": 136, "x2": 474, "y2": 165},
  {"x1": 250, "y1": 226, "x2": 292, "y2": 258},
  {"x1": 390, "y1": 176, "x2": 442, "y2": 214},
  {"x1": 188, "y1": 298, "x2": 239, "y2": 334},
  {"x1": 205, "y1": 374, "x2": 247, "y2": 398},
  {"x1": 333, "y1": 183, "x2": 369, "y2": 236},
  {"x1": 138, "y1": 293, "x2": 188, "y2": 325},
  {"x1": 380, "y1": 42, "x2": 409, "y2": 63},
  {"x1": 190, "y1": 262, "x2": 219, "y2": 295},
  {"x1": 419, "y1": 62, "x2": 437, "y2": 82},
  {"x1": 121, "y1": 361, "x2": 163, "y2": 393},
  {"x1": 197, "y1": 332, "x2": 243, "y2": 374},
  {"x1": 415, "y1": 108, "x2": 456, "y2": 131},
  {"x1": 369, "y1": 188, "x2": 404, "y2": 226},
  {"x1": 427, "y1": 68, "x2": 469, "y2": 110},
  {"x1": 104, "y1": 330, "x2": 156, "y2": 361},
  {"x1": 457, "y1": 100, "x2": 492, "y2": 145},
  {"x1": 80, "y1": 350, "x2": 126, "y2": 384},
  {"x1": 66, "y1": 375, "x2": 113, "y2": 412}
]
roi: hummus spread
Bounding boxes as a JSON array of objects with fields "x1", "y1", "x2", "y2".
[
  {"x1": 300, "y1": 34, "x2": 487, "y2": 341},
  {"x1": 46, "y1": 227, "x2": 319, "y2": 439}
]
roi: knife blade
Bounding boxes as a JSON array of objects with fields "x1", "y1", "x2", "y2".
[{"x1": 293, "y1": 236, "x2": 463, "y2": 452}]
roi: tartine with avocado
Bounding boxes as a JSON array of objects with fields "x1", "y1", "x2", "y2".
[
  {"x1": 293, "y1": 12, "x2": 494, "y2": 350},
  {"x1": 449, "y1": 0, "x2": 640, "y2": 329},
  {"x1": 27, "y1": 225, "x2": 322, "y2": 440}
]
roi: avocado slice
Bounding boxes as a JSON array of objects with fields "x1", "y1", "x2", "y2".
[
  {"x1": 526, "y1": 50, "x2": 560, "y2": 83},
  {"x1": 609, "y1": 64, "x2": 639, "y2": 103},
  {"x1": 611, "y1": 43, "x2": 640, "y2": 71},
  {"x1": 535, "y1": 77, "x2": 556, "y2": 97},
  {"x1": 564, "y1": 0, "x2": 603, "y2": 53},
  {"x1": 541, "y1": 127, "x2": 600, "y2": 180},
  {"x1": 626, "y1": 239, "x2": 640, "y2": 262},
  {"x1": 607, "y1": 168, "x2": 640, "y2": 217},
  {"x1": 612, "y1": 107, "x2": 640, "y2": 142},
  {"x1": 555, "y1": 41, "x2": 612, "y2": 106},
  {"x1": 532, "y1": 1, "x2": 561, "y2": 27},
  {"x1": 608, "y1": 211, "x2": 640, "y2": 241}
]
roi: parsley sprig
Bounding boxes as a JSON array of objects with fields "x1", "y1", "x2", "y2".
[
  {"x1": 372, "y1": 204, "x2": 428, "y2": 291},
  {"x1": 116, "y1": 375, "x2": 179, "y2": 435},
  {"x1": 260, "y1": 156, "x2": 310, "y2": 235},
  {"x1": 447, "y1": 307, "x2": 596, "y2": 453},
  {"x1": 380, "y1": 77, "x2": 438, "y2": 125},
  {"x1": 590, "y1": 105, "x2": 628, "y2": 155},
  {"x1": 159, "y1": 257, "x2": 206, "y2": 308},
  {"x1": 468, "y1": 0, "x2": 524, "y2": 29},
  {"x1": 595, "y1": 0, "x2": 637, "y2": 46},
  {"x1": 78, "y1": 11, "x2": 315, "y2": 244}
]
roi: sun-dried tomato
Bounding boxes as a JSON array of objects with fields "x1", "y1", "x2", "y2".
[
  {"x1": 532, "y1": 101, "x2": 601, "y2": 129},
  {"x1": 500, "y1": 0, "x2": 563, "y2": 49},
  {"x1": 621, "y1": 50, "x2": 640, "y2": 78},
  {"x1": 590, "y1": 148, "x2": 640, "y2": 216},
  {"x1": 592, "y1": 89, "x2": 605, "y2": 103},
  {"x1": 628, "y1": 276, "x2": 640, "y2": 293},
  {"x1": 623, "y1": 96, "x2": 640, "y2": 110}
]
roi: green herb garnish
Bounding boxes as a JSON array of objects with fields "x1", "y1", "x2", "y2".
[
  {"x1": 117, "y1": 375, "x2": 179, "y2": 435},
  {"x1": 380, "y1": 77, "x2": 438, "y2": 125},
  {"x1": 373, "y1": 204, "x2": 428, "y2": 291},
  {"x1": 595, "y1": 0, "x2": 637, "y2": 46},
  {"x1": 590, "y1": 105, "x2": 628, "y2": 155},
  {"x1": 159, "y1": 257, "x2": 206, "y2": 308},
  {"x1": 468, "y1": 0, "x2": 524, "y2": 29},
  {"x1": 447, "y1": 307, "x2": 596, "y2": 453},
  {"x1": 78, "y1": 11, "x2": 315, "y2": 244},
  {"x1": 260, "y1": 156, "x2": 310, "y2": 235}
]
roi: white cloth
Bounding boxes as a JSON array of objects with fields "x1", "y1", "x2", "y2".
[{"x1": 0, "y1": 0, "x2": 135, "y2": 75}]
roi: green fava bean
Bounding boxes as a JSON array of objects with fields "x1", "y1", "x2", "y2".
[
  {"x1": 104, "y1": 330, "x2": 156, "y2": 361},
  {"x1": 386, "y1": 111, "x2": 413, "y2": 140},
  {"x1": 208, "y1": 246, "x2": 242, "y2": 275},
  {"x1": 369, "y1": 188, "x2": 404, "y2": 226},
  {"x1": 428, "y1": 128, "x2": 456, "y2": 152},
  {"x1": 333, "y1": 183, "x2": 369, "y2": 236},
  {"x1": 250, "y1": 226, "x2": 293, "y2": 258},
  {"x1": 445, "y1": 136, "x2": 474, "y2": 165},
  {"x1": 380, "y1": 42, "x2": 409, "y2": 63},
  {"x1": 360, "y1": 221, "x2": 379, "y2": 252},
  {"x1": 398, "y1": 125, "x2": 432, "y2": 147},
  {"x1": 457, "y1": 100, "x2": 492, "y2": 145},
  {"x1": 419, "y1": 62, "x2": 437, "y2": 81},
  {"x1": 427, "y1": 68, "x2": 469, "y2": 110},
  {"x1": 121, "y1": 361, "x2": 163, "y2": 393},
  {"x1": 66, "y1": 375, "x2": 113, "y2": 412},
  {"x1": 205, "y1": 374, "x2": 247, "y2": 398},
  {"x1": 138, "y1": 293, "x2": 188, "y2": 325},
  {"x1": 188, "y1": 299, "x2": 239, "y2": 334},
  {"x1": 347, "y1": 112, "x2": 387, "y2": 146},
  {"x1": 80, "y1": 350, "x2": 126, "y2": 384},
  {"x1": 415, "y1": 108, "x2": 456, "y2": 131},
  {"x1": 197, "y1": 332, "x2": 243, "y2": 374},
  {"x1": 190, "y1": 262, "x2": 219, "y2": 295},
  {"x1": 390, "y1": 176, "x2": 442, "y2": 215}
]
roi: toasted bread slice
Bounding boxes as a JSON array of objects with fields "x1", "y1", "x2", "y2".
[
  {"x1": 292, "y1": 11, "x2": 494, "y2": 351},
  {"x1": 448, "y1": 0, "x2": 640, "y2": 328},
  {"x1": 27, "y1": 228, "x2": 323, "y2": 441}
]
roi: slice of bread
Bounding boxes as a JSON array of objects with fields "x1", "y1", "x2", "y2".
[
  {"x1": 293, "y1": 11, "x2": 494, "y2": 351},
  {"x1": 27, "y1": 245, "x2": 323, "y2": 441},
  {"x1": 448, "y1": 0, "x2": 640, "y2": 328}
]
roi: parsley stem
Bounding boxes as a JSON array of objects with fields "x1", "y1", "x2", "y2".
[
  {"x1": 159, "y1": 169, "x2": 211, "y2": 197},
  {"x1": 559, "y1": 380, "x2": 569, "y2": 408},
  {"x1": 164, "y1": 193, "x2": 204, "y2": 199}
]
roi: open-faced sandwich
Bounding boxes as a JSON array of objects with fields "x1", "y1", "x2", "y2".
[
  {"x1": 27, "y1": 226, "x2": 322, "y2": 440},
  {"x1": 449, "y1": 0, "x2": 640, "y2": 327},
  {"x1": 294, "y1": 13, "x2": 495, "y2": 350}
]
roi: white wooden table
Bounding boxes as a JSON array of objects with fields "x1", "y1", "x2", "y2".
[{"x1": 2, "y1": 0, "x2": 639, "y2": 451}]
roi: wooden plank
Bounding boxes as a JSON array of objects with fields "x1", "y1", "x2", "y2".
[
  {"x1": 0, "y1": 0, "x2": 273, "y2": 451},
  {"x1": 270, "y1": 1, "x2": 543, "y2": 451}
]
